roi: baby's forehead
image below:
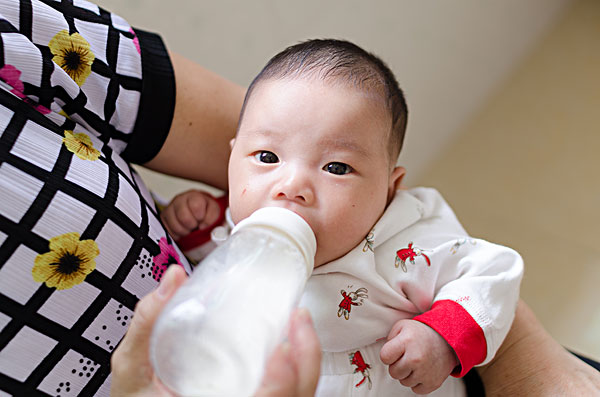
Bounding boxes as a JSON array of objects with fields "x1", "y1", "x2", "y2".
[
  {"x1": 253, "y1": 75, "x2": 388, "y2": 118},
  {"x1": 258, "y1": 73, "x2": 387, "y2": 97},
  {"x1": 252, "y1": 75, "x2": 391, "y2": 118},
  {"x1": 244, "y1": 76, "x2": 395, "y2": 156}
]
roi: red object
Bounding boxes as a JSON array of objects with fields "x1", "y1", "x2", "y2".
[
  {"x1": 176, "y1": 195, "x2": 229, "y2": 252},
  {"x1": 414, "y1": 299, "x2": 487, "y2": 377},
  {"x1": 395, "y1": 242, "x2": 431, "y2": 271},
  {"x1": 349, "y1": 351, "x2": 371, "y2": 388},
  {"x1": 339, "y1": 291, "x2": 358, "y2": 312}
]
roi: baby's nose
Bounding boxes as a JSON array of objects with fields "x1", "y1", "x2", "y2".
[{"x1": 274, "y1": 168, "x2": 314, "y2": 204}]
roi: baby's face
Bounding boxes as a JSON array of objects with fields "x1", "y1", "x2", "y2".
[{"x1": 228, "y1": 78, "x2": 404, "y2": 267}]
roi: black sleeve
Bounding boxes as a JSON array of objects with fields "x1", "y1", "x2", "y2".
[{"x1": 121, "y1": 28, "x2": 175, "y2": 164}]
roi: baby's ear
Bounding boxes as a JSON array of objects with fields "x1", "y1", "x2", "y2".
[{"x1": 387, "y1": 166, "x2": 406, "y2": 203}]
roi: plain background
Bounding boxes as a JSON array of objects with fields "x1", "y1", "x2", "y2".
[{"x1": 96, "y1": 0, "x2": 599, "y2": 361}]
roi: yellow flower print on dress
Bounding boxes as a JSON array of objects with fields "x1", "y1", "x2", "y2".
[
  {"x1": 63, "y1": 130, "x2": 101, "y2": 160},
  {"x1": 48, "y1": 30, "x2": 95, "y2": 86},
  {"x1": 32, "y1": 232, "x2": 99, "y2": 290}
]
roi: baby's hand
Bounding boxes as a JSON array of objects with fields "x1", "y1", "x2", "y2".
[
  {"x1": 160, "y1": 190, "x2": 221, "y2": 240},
  {"x1": 380, "y1": 319, "x2": 458, "y2": 395}
]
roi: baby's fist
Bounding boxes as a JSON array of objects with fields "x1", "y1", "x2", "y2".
[
  {"x1": 380, "y1": 319, "x2": 458, "y2": 394},
  {"x1": 161, "y1": 190, "x2": 221, "y2": 240}
]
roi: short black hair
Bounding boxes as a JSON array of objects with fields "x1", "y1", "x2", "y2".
[{"x1": 238, "y1": 39, "x2": 408, "y2": 160}]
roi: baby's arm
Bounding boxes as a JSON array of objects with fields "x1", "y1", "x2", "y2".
[
  {"x1": 160, "y1": 190, "x2": 222, "y2": 240},
  {"x1": 380, "y1": 237, "x2": 522, "y2": 394},
  {"x1": 380, "y1": 319, "x2": 458, "y2": 394}
]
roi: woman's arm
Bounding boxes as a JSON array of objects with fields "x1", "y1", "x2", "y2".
[
  {"x1": 143, "y1": 52, "x2": 245, "y2": 190},
  {"x1": 477, "y1": 299, "x2": 600, "y2": 396}
]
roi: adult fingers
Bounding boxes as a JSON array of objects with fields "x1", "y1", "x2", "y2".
[
  {"x1": 110, "y1": 265, "x2": 187, "y2": 395},
  {"x1": 288, "y1": 309, "x2": 322, "y2": 397},
  {"x1": 256, "y1": 342, "x2": 297, "y2": 397},
  {"x1": 256, "y1": 309, "x2": 320, "y2": 397}
]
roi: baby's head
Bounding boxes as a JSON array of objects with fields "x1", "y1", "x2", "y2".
[
  {"x1": 239, "y1": 39, "x2": 408, "y2": 161},
  {"x1": 228, "y1": 39, "x2": 408, "y2": 267}
]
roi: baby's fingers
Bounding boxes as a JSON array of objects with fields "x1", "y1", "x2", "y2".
[
  {"x1": 380, "y1": 335, "x2": 405, "y2": 365},
  {"x1": 412, "y1": 382, "x2": 442, "y2": 395},
  {"x1": 174, "y1": 195, "x2": 204, "y2": 230},
  {"x1": 387, "y1": 358, "x2": 412, "y2": 383},
  {"x1": 190, "y1": 194, "x2": 221, "y2": 230},
  {"x1": 160, "y1": 206, "x2": 189, "y2": 240}
]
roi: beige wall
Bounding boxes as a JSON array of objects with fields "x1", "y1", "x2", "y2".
[
  {"x1": 95, "y1": 0, "x2": 569, "y2": 190},
  {"x1": 418, "y1": 0, "x2": 600, "y2": 360}
]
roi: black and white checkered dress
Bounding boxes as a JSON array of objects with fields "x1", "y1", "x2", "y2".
[{"x1": 0, "y1": 1, "x2": 190, "y2": 395}]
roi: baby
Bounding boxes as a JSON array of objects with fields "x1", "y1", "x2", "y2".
[{"x1": 161, "y1": 39, "x2": 523, "y2": 396}]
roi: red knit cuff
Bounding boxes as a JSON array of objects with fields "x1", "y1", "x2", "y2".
[
  {"x1": 175, "y1": 194, "x2": 228, "y2": 251},
  {"x1": 413, "y1": 299, "x2": 486, "y2": 377}
]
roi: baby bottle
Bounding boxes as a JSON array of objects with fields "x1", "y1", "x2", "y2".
[{"x1": 150, "y1": 207, "x2": 316, "y2": 397}]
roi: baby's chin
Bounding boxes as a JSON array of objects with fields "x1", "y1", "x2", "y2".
[{"x1": 312, "y1": 246, "x2": 353, "y2": 269}]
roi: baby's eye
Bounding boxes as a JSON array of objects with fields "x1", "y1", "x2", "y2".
[
  {"x1": 254, "y1": 151, "x2": 279, "y2": 163},
  {"x1": 323, "y1": 162, "x2": 353, "y2": 175}
]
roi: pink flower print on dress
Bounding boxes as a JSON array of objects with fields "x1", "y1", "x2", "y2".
[
  {"x1": 152, "y1": 237, "x2": 183, "y2": 281},
  {"x1": 0, "y1": 64, "x2": 51, "y2": 114},
  {"x1": 129, "y1": 28, "x2": 140, "y2": 54},
  {"x1": 31, "y1": 101, "x2": 51, "y2": 114},
  {"x1": 0, "y1": 64, "x2": 26, "y2": 98}
]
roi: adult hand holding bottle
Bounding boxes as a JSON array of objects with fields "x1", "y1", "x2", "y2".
[{"x1": 110, "y1": 265, "x2": 321, "y2": 397}]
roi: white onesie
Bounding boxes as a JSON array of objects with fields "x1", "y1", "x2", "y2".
[{"x1": 299, "y1": 187, "x2": 523, "y2": 396}]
